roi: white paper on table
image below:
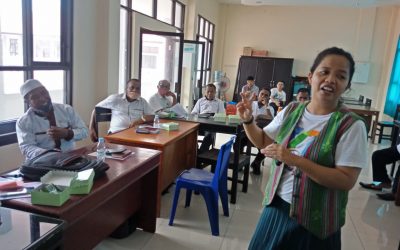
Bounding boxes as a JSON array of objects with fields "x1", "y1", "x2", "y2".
[{"x1": 169, "y1": 103, "x2": 188, "y2": 118}]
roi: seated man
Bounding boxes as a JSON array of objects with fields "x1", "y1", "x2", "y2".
[
  {"x1": 376, "y1": 167, "x2": 399, "y2": 201},
  {"x1": 89, "y1": 79, "x2": 154, "y2": 142},
  {"x1": 148, "y1": 79, "x2": 177, "y2": 113},
  {"x1": 296, "y1": 88, "x2": 310, "y2": 103},
  {"x1": 192, "y1": 83, "x2": 225, "y2": 152},
  {"x1": 250, "y1": 88, "x2": 274, "y2": 174},
  {"x1": 241, "y1": 76, "x2": 259, "y2": 101},
  {"x1": 359, "y1": 142, "x2": 400, "y2": 191},
  {"x1": 269, "y1": 81, "x2": 286, "y2": 115},
  {"x1": 16, "y1": 79, "x2": 88, "y2": 160}
]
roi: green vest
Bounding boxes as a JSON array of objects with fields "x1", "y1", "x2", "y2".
[{"x1": 262, "y1": 102, "x2": 363, "y2": 239}]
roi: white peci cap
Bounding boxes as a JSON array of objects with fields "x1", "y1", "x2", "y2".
[{"x1": 20, "y1": 79, "x2": 44, "y2": 97}]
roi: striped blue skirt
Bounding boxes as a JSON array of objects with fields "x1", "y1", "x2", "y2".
[{"x1": 248, "y1": 196, "x2": 341, "y2": 250}]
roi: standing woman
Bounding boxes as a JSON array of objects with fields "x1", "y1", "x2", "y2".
[{"x1": 237, "y1": 47, "x2": 368, "y2": 249}]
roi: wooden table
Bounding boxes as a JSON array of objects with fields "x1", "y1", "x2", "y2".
[
  {"x1": 3, "y1": 144, "x2": 161, "y2": 250},
  {"x1": 105, "y1": 120, "x2": 199, "y2": 196},
  {"x1": 346, "y1": 104, "x2": 380, "y2": 143}
]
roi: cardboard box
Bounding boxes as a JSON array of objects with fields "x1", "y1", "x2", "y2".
[
  {"x1": 213, "y1": 113, "x2": 227, "y2": 123},
  {"x1": 31, "y1": 184, "x2": 70, "y2": 207},
  {"x1": 243, "y1": 47, "x2": 252, "y2": 56},
  {"x1": 251, "y1": 50, "x2": 268, "y2": 57},
  {"x1": 228, "y1": 115, "x2": 241, "y2": 124},
  {"x1": 160, "y1": 122, "x2": 179, "y2": 131},
  {"x1": 70, "y1": 169, "x2": 95, "y2": 195}
]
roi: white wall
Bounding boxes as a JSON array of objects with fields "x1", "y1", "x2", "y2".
[{"x1": 216, "y1": 4, "x2": 398, "y2": 108}]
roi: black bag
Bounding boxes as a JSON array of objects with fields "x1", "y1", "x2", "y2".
[{"x1": 20, "y1": 150, "x2": 110, "y2": 181}]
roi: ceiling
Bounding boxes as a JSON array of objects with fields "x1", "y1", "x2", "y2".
[{"x1": 217, "y1": 0, "x2": 400, "y2": 8}]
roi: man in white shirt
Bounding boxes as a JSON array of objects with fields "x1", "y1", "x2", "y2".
[
  {"x1": 148, "y1": 80, "x2": 177, "y2": 113},
  {"x1": 16, "y1": 79, "x2": 88, "y2": 160},
  {"x1": 241, "y1": 76, "x2": 259, "y2": 101},
  {"x1": 192, "y1": 83, "x2": 225, "y2": 152},
  {"x1": 269, "y1": 81, "x2": 287, "y2": 114},
  {"x1": 89, "y1": 79, "x2": 154, "y2": 142},
  {"x1": 249, "y1": 88, "x2": 274, "y2": 174},
  {"x1": 192, "y1": 84, "x2": 225, "y2": 115},
  {"x1": 296, "y1": 88, "x2": 310, "y2": 103}
]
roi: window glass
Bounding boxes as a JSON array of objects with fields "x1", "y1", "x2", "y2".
[
  {"x1": 175, "y1": 3, "x2": 182, "y2": 29},
  {"x1": 209, "y1": 24, "x2": 214, "y2": 40},
  {"x1": 0, "y1": 0, "x2": 24, "y2": 66},
  {"x1": 119, "y1": 8, "x2": 128, "y2": 89},
  {"x1": 34, "y1": 70, "x2": 64, "y2": 104},
  {"x1": 205, "y1": 22, "x2": 209, "y2": 39},
  {"x1": 32, "y1": 0, "x2": 61, "y2": 62},
  {"x1": 133, "y1": 0, "x2": 153, "y2": 17},
  {"x1": 199, "y1": 18, "x2": 204, "y2": 37},
  {"x1": 157, "y1": 0, "x2": 172, "y2": 24},
  {"x1": 0, "y1": 71, "x2": 25, "y2": 120}
]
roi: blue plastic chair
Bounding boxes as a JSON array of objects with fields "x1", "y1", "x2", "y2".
[{"x1": 168, "y1": 136, "x2": 235, "y2": 236}]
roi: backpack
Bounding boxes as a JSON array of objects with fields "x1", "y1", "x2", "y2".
[{"x1": 20, "y1": 150, "x2": 110, "y2": 181}]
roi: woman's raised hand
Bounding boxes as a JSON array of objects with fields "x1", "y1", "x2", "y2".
[{"x1": 236, "y1": 92, "x2": 253, "y2": 122}]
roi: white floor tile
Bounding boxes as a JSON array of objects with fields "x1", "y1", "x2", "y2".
[{"x1": 95, "y1": 137, "x2": 400, "y2": 250}]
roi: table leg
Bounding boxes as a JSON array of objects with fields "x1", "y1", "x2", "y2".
[{"x1": 230, "y1": 136, "x2": 240, "y2": 204}]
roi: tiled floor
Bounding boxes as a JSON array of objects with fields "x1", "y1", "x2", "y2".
[{"x1": 95, "y1": 134, "x2": 400, "y2": 250}]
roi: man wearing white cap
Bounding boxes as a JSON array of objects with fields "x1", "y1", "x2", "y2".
[{"x1": 16, "y1": 79, "x2": 88, "y2": 160}]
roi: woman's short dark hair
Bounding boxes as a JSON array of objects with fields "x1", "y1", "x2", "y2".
[{"x1": 310, "y1": 47, "x2": 355, "y2": 89}]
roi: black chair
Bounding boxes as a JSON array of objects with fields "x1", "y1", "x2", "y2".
[
  {"x1": 374, "y1": 104, "x2": 400, "y2": 144},
  {"x1": 365, "y1": 98, "x2": 372, "y2": 106},
  {"x1": 359, "y1": 95, "x2": 364, "y2": 102},
  {"x1": 197, "y1": 130, "x2": 251, "y2": 193},
  {"x1": 94, "y1": 107, "x2": 112, "y2": 142}
]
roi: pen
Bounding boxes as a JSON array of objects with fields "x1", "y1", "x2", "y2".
[{"x1": 35, "y1": 131, "x2": 47, "y2": 135}]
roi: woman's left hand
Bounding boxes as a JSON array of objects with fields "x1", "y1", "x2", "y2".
[{"x1": 261, "y1": 143, "x2": 296, "y2": 165}]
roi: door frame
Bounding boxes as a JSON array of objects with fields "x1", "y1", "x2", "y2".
[{"x1": 139, "y1": 28, "x2": 184, "y2": 102}]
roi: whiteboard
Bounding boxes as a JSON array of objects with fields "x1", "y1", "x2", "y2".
[{"x1": 352, "y1": 62, "x2": 370, "y2": 83}]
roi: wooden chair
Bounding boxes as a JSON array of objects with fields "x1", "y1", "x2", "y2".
[
  {"x1": 94, "y1": 107, "x2": 112, "y2": 142},
  {"x1": 374, "y1": 104, "x2": 400, "y2": 144},
  {"x1": 365, "y1": 98, "x2": 372, "y2": 106}
]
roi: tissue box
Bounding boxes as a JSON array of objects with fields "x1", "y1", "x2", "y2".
[
  {"x1": 213, "y1": 113, "x2": 227, "y2": 122},
  {"x1": 31, "y1": 184, "x2": 70, "y2": 207},
  {"x1": 160, "y1": 122, "x2": 179, "y2": 131},
  {"x1": 228, "y1": 115, "x2": 241, "y2": 124},
  {"x1": 70, "y1": 169, "x2": 95, "y2": 194},
  {"x1": 40, "y1": 169, "x2": 94, "y2": 195}
]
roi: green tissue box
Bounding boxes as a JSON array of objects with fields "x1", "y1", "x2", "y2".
[
  {"x1": 31, "y1": 184, "x2": 70, "y2": 207},
  {"x1": 160, "y1": 122, "x2": 179, "y2": 131},
  {"x1": 228, "y1": 115, "x2": 241, "y2": 124},
  {"x1": 213, "y1": 113, "x2": 227, "y2": 122},
  {"x1": 70, "y1": 169, "x2": 94, "y2": 195}
]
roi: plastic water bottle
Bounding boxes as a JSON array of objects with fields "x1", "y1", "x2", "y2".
[
  {"x1": 96, "y1": 137, "x2": 106, "y2": 162},
  {"x1": 153, "y1": 115, "x2": 160, "y2": 128}
]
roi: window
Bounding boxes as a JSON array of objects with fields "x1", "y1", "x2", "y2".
[
  {"x1": 119, "y1": 0, "x2": 185, "y2": 84},
  {"x1": 0, "y1": 0, "x2": 73, "y2": 146},
  {"x1": 123, "y1": 0, "x2": 185, "y2": 31},
  {"x1": 384, "y1": 36, "x2": 400, "y2": 117},
  {"x1": 197, "y1": 16, "x2": 215, "y2": 86}
]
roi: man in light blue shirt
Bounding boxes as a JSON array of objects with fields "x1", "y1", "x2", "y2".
[{"x1": 16, "y1": 79, "x2": 88, "y2": 160}]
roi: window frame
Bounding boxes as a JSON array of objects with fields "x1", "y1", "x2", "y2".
[
  {"x1": 196, "y1": 15, "x2": 215, "y2": 88},
  {"x1": 0, "y1": 0, "x2": 73, "y2": 146}
]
